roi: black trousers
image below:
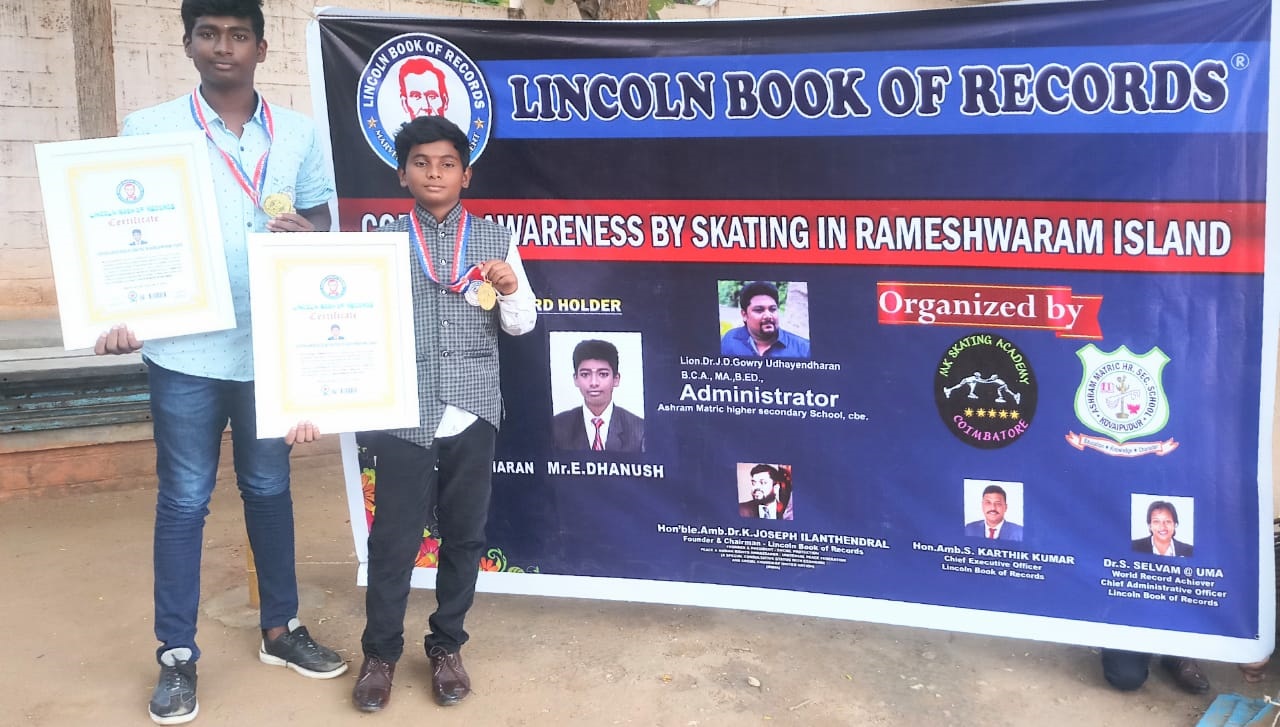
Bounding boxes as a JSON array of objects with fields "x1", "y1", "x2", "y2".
[{"x1": 359, "y1": 422, "x2": 495, "y2": 661}]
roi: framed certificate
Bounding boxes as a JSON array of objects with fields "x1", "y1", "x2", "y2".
[
  {"x1": 247, "y1": 231, "x2": 420, "y2": 437},
  {"x1": 34, "y1": 131, "x2": 235, "y2": 350}
]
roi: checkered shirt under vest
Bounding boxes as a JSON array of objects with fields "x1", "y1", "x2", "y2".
[{"x1": 380, "y1": 203, "x2": 510, "y2": 449}]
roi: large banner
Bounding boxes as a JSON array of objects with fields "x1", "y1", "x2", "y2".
[{"x1": 312, "y1": 0, "x2": 1277, "y2": 660}]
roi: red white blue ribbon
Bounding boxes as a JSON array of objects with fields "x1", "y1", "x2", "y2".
[
  {"x1": 408, "y1": 207, "x2": 482, "y2": 292},
  {"x1": 189, "y1": 89, "x2": 273, "y2": 208}
]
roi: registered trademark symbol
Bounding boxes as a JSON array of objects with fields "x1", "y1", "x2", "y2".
[{"x1": 1232, "y1": 52, "x2": 1250, "y2": 70}]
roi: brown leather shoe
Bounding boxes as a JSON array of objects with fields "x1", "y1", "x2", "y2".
[
  {"x1": 428, "y1": 647, "x2": 471, "y2": 706},
  {"x1": 1160, "y1": 656, "x2": 1211, "y2": 694},
  {"x1": 352, "y1": 655, "x2": 396, "y2": 712}
]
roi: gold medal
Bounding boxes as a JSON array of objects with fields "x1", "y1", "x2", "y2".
[
  {"x1": 476, "y1": 281, "x2": 497, "y2": 311},
  {"x1": 262, "y1": 193, "x2": 295, "y2": 217}
]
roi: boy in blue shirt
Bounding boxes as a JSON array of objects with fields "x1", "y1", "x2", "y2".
[{"x1": 96, "y1": 1, "x2": 346, "y2": 723}]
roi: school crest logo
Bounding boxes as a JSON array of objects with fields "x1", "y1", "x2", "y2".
[
  {"x1": 356, "y1": 33, "x2": 493, "y2": 168},
  {"x1": 934, "y1": 332, "x2": 1037, "y2": 450},
  {"x1": 1066, "y1": 344, "x2": 1178, "y2": 457}
]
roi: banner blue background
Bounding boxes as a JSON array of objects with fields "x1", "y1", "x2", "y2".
[{"x1": 317, "y1": 0, "x2": 1274, "y2": 658}]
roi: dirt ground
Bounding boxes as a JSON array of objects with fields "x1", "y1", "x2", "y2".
[{"x1": 1, "y1": 448, "x2": 1273, "y2": 726}]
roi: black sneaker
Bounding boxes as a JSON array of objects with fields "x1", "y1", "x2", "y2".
[
  {"x1": 259, "y1": 618, "x2": 348, "y2": 679},
  {"x1": 149, "y1": 652, "x2": 198, "y2": 725}
]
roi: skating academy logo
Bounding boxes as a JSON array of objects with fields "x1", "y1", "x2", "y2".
[
  {"x1": 1066, "y1": 344, "x2": 1178, "y2": 457},
  {"x1": 934, "y1": 332, "x2": 1037, "y2": 449},
  {"x1": 356, "y1": 33, "x2": 492, "y2": 168}
]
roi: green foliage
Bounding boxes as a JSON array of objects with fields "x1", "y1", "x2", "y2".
[
  {"x1": 649, "y1": 0, "x2": 675, "y2": 18},
  {"x1": 717, "y1": 280, "x2": 739, "y2": 307}
]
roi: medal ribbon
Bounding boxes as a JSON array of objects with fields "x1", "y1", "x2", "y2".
[
  {"x1": 409, "y1": 207, "x2": 483, "y2": 292},
  {"x1": 189, "y1": 89, "x2": 273, "y2": 208}
]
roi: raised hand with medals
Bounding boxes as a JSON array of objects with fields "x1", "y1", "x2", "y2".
[
  {"x1": 475, "y1": 258, "x2": 520, "y2": 302},
  {"x1": 409, "y1": 207, "x2": 515, "y2": 309}
]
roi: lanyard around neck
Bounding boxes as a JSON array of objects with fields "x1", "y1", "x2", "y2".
[
  {"x1": 189, "y1": 89, "x2": 273, "y2": 208},
  {"x1": 408, "y1": 207, "x2": 482, "y2": 291}
]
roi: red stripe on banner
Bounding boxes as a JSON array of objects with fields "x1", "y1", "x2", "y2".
[{"x1": 339, "y1": 198, "x2": 1264, "y2": 274}]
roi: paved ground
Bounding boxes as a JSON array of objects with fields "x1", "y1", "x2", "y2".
[{"x1": 1, "y1": 444, "x2": 1274, "y2": 727}]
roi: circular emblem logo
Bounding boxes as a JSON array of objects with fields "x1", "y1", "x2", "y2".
[
  {"x1": 116, "y1": 179, "x2": 144, "y2": 204},
  {"x1": 934, "y1": 332, "x2": 1037, "y2": 449},
  {"x1": 356, "y1": 32, "x2": 493, "y2": 168},
  {"x1": 320, "y1": 275, "x2": 346, "y2": 299}
]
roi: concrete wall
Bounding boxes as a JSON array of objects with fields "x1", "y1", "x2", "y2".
[
  {"x1": 0, "y1": 0, "x2": 1008, "y2": 321},
  {"x1": 0, "y1": 1, "x2": 77, "y2": 320},
  {"x1": 0, "y1": 0, "x2": 522, "y2": 321},
  {"x1": 663, "y1": 0, "x2": 1000, "y2": 19}
]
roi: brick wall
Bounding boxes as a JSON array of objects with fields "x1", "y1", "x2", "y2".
[
  {"x1": 0, "y1": 1, "x2": 76, "y2": 320},
  {"x1": 663, "y1": 0, "x2": 1000, "y2": 18}
]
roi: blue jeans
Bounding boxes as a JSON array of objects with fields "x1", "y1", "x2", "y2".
[{"x1": 148, "y1": 360, "x2": 297, "y2": 663}]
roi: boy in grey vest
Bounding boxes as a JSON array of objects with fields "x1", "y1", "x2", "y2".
[{"x1": 352, "y1": 116, "x2": 537, "y2": 712}]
